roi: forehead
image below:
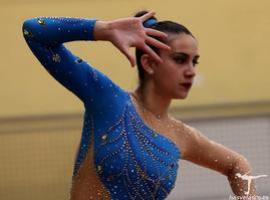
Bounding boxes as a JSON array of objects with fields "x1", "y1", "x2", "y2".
[{"x1": 167, "y1": 33, "x2": 199, "y2": 55}]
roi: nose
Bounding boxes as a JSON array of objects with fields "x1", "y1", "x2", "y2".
[{"x1": 184, "y1": 63, "x2": 196, "y2": 78}]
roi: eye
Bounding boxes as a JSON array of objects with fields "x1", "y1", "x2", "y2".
[
  {"x1": 173, "y1": 56, "x2": 187, "y2": 64},
  {"x1": 193, "y1": 60, "x2": 199, "y2": 66},
  {"x1": 193, "y1": 58, "x2": 199, "y2": 66}
]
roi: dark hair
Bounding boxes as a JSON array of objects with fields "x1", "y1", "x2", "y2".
[{"x1": 134, "y1": 10, "x2": 194, "y2": 86}]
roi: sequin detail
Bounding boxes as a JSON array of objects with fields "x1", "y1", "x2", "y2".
[
  {"x1": 22, "y1": 16, "x2": 181, "y2": 199},
  {"x1": 75, "y1": 58, "x2": 83, "y2": 64},
  {"x1": 52, "y1": 53, "x2": 61, "y2": 63},
  {"x1": 35, "y1": 16, "x2": 89, "y2": 24},
  {"x1": 37, "y1": 18, "x2": 45, "y2": 25},
  {"x1": 23, "y1": 29, "x2": 34, "y2": 38},
  {"x1": 93, "y1": 97, "x2": 181, "y2": 200}
]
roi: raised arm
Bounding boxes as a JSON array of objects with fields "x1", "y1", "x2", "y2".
[
  {"x1": 22, "y1": 17, "x2": 128, "y2": 117},
  {"x1": 23, "y1": 12, "x2": 169, "y2": 107},
  {"x1": 22, "y1": 13, "x2": 170, "y2": 117},
  {"x1": 181, "y1": 124, "x2": 257, "y2": 197}
]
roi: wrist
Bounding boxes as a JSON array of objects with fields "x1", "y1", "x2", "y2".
[{"x1": 93, "y1": 20, "x2": 112, "y2": 41}]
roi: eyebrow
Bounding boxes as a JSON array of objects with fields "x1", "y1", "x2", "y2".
[{"x1": 171, "y1": 52, "x2": 200, "y2": 59}]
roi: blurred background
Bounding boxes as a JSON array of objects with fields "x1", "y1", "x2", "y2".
[{"x1": 0, "y1": 0, "x2": 269, "y2": 199}]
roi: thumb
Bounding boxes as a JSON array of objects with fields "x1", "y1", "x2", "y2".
[{"x1": 120, "y1": 46, "x2": 136, "y2": 67}]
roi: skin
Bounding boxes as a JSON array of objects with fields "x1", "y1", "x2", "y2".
[
  {"x1": 134, "y1": 33, "x2": 199, "y2": 118},
  {"x1": 94, "y1": 11, "x2": 257, "y2": 197}
]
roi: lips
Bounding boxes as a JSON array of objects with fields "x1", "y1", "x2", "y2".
[{"x1": 180, "y1": 83, "x2": 192, "y2": 90}]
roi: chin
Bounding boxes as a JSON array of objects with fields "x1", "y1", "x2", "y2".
[
  {"x1": 179, "y1": 96, "x2": 188, "y2": 100},
  {"x1": 174, "y1": 92, "x2": 189, "y2": 99}
]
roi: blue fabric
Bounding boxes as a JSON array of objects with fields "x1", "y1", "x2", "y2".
[
  {"x1": 143, "y1": 18, "x2": 158, "y2": 28},
  {"x1": 22, "y1": 17, "x2": 181, "y2": 200}
]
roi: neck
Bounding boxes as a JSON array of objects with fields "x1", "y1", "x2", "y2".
[{"x1": 133, "y1": 83, "x2": 172, "y2": 120}]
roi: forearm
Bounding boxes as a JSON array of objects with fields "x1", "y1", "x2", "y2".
[
  {"x1": 22, "y1": 17, "x2": 97, "y2": 45},
  {"x1": 227, "y1": 157, "x2": 257, "y2": 197}
]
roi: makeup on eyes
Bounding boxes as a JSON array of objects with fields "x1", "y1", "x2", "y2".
[{"x1": 171, "y1": 52, "x2": 200, "y2": 66}]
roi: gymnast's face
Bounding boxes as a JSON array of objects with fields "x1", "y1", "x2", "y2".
[{"x1": 151, "y1": 33, "x2": 199, "y2": 99}]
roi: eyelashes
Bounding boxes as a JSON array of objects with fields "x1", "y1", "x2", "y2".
[
  {"x1": 193, "y1": 60, "x2": 199, "y2": 66},
  {"x1": 173, "y1": 56, "x2": 199, "y2": 66}
]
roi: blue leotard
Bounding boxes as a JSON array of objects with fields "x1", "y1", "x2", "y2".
[{"x1": 22, "y1": 17, "x2": 181, "y2": 199}]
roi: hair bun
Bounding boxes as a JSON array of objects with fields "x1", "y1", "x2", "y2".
[
  {"x1": 134, "y1": 10, "x2": 158, "y2": 28},
  {"x1": 134, "y1": 10, "x2": 157, "y2": 20},
  {"x1": 143, "y1": 18, "x2": 157, "y2": 28}
]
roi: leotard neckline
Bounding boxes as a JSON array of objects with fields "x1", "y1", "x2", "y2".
[{"x1": 127, "y1": 91, "x2": 181, "y2": 159}]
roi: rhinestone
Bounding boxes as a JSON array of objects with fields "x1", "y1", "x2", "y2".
[
  {"x1": 23, "y1": 29, "x2": 33, "y2": 37},
  {"x1": 23, "y1": 29, "x2": 29, "y2": 36},
  {"x1": 141, "y1": 172, "x2": 146, "y2": 178},
  {"x1": 52, "y1": 54, "x2": 61, "y2": 63},
  {"x1": 75, "y1": 58, "x2": 83, "y2": 64},
  {"x1": 97, "y1": 165, "x2": 102, "y2": 172},
  {"x1": 37, "y1": 19, "x2": 45, "y2": 25},
  {"x1": 101, "y1": 134, "x2": 108, "y2": 141}
]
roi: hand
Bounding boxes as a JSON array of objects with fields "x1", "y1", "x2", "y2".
[{"x1": 94, "y1": 11, "x2": 171, "y2": 67}]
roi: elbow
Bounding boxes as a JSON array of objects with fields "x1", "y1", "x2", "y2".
[
  {"x1": 22, "y1": 19, "x2": 32, "y2": 38},
  {"x1": 22, "y1": 18, "x2": 31, "y2": 29},
  {"x1": 22, "y1": 17, "x2": 37, "y2": 28},
  {"x1": 22, "y1": 17, "x2": 54, "y2": 45},
  {"x1": 22, "y1": 18, "x2": 37, "y2": 39}
]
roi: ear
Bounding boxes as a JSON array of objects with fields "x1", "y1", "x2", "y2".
[{"x1": 140, "y1": 54, "x2": 156, "y2": 75}]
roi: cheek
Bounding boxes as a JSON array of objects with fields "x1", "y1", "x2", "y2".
[
  {"x1": 155, "y1": 65, "x2": 180, "y2": 89},
  {"x1": 155, "y1": 64, "x2": 174, "y2": 82},
  {"x1": 163, "y1": 64, "x2": 182, "y2": 83}
]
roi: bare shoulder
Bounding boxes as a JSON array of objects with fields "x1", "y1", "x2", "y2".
[
  {"x1": 170, "y1": 116, "x2": 245, "y2": 175},
  {"x1": 169, "y1": 116, "x2": 202, "y2": 158},
  {"x1": 169, "y1": 116, "x2": 215, "y2": 160},
  {"x1": 169, "y1": 116, "x2": 200, "y2": 139}
]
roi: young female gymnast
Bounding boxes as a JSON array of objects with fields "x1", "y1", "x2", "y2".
[{"x1": 22, "y1": 10, "x2": 257, "y2": 200}]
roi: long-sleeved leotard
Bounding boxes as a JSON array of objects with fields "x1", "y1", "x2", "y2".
[{"x1": 22, "y1": 17, "x2": 181, "y2": 200}]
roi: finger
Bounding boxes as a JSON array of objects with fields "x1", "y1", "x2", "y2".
[
  {"x1": 142, "y1": 44, "x2": 163, "y2": 63},
  {"x1": 146, "y1": 36, "x2": 171, "y2": 51},
  {"x1": 129, "y1": 55, "x2": 136, "y2": 67},
  {"x1": 139, "y1": 11, "x2": 155, "y2": 22},
  {"x1": 145, "y1": 28, "x2": 168, "y2": 39},
  {"x1": 117, "y1": 45, "x2": 136, "y2": 67}
]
